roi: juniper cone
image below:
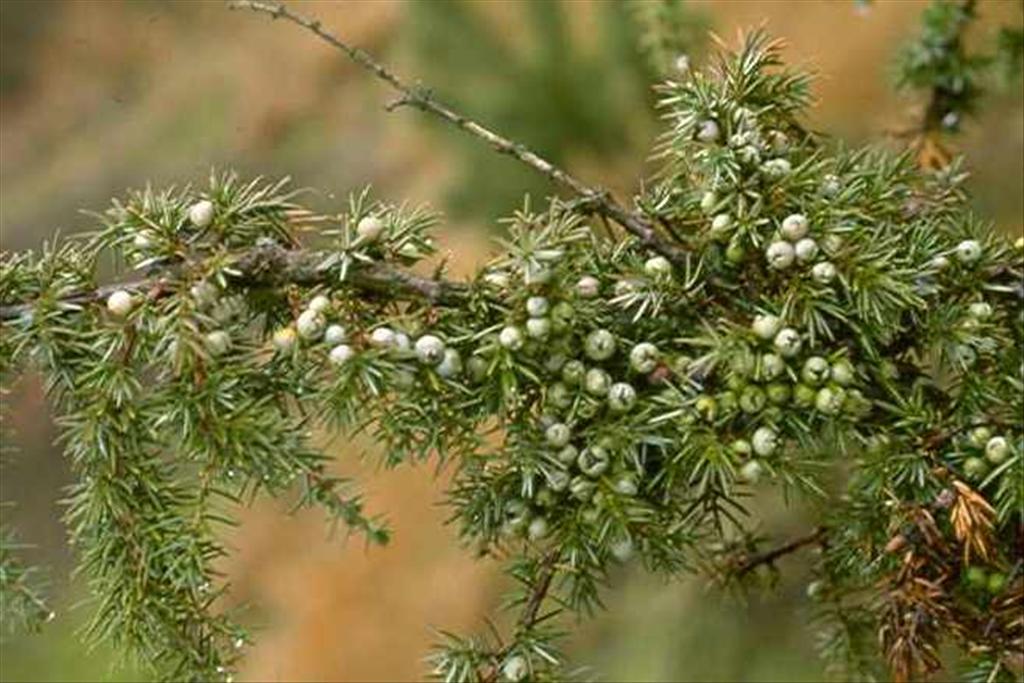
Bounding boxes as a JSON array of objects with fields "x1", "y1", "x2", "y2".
[{"x1": 1, "y1": 2, "x2": 1023, "y2": 683}]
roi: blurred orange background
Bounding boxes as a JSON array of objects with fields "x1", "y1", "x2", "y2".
[{"x1": 1, "y1": 1, "x2": 1021, "y2": 681}]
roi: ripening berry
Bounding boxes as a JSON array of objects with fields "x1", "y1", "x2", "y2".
[
  {"x1": 725, "y1": 240, "x2": 746, "y2": 264},
  {"x1": 546, "y1": 382, "x2": 573, "y2": 410},
  {"x1": 815, "y1": 386, "x2": 845, "y2": 415},
  {"x1": 324, "y1": 324, "x2": 346, "y2": 346},
  {"x1": 188, "y1": 199, "x2": 215, "y2": 228},
  {"x1": 584, "y1": 329, "x2": 616, "y2": 361},
  {"x1": 570, "y1": 476, "x2": 596, "y2": 501},
  {"x1": 963, "y1": 456, "x2": 988, "y2": 480},
  {"x1": 436, "y1": 348, "x2": 462, "y2": 378},
  {"x1": 356, "y1": 215, "x2": 385, "y2": 242},
  {"x1": 308, "y1": 295, "x2": 331, "y2": 313},
  {"x1": 830, "y1": 360, "x2": 855, "y2": 386},
  {"x1": 526, "y1": 296, "x2": 550, "y2": 318},
  {"x1": 821, "y1": 174, "x2": 841, "y2": 197},
  {"x1": 578, "y1": 446, "x2": 610, "y2": 477},
  {"x1": 801, "y1": 357, "x2": 830, "y2": 386},
  {"x1": 611, "y1": 538, "x2": 634, "y2": 562},
  {"x1": 988, "y1": 572, "x2": 1007, "y2": 594},
  {"x1": 696, "y1": 119, "x2": 720, "y2": 142},
  {"x1": 205, "y1": 330, "x2": 231, "y2": 357},
  {"x1": 710, "y1": 213, "x2": 732, "y2": 239},
  {"x1": 759, "y1": 353, "x2": 786, "y2": 380},
  {"x1": 329, "y1": 344, "x2": 354, "y2": 366},
  {"x1": 526, "y1": 317, "x2": 551, "y2": 340},
  {"x1": 614, "y1": 475, "x2": 638, "y2": 496},
  {"x1": 780, "y1": 214, "x2": 809, "y2": 241},
  {"x1": 1016, "y1": 236, "x2": 1024, "y2": 251},
  {"x1": 740, "y1": 386, "x2": 766, "y2": 413},
  {"x1": 549, "y1": 301, "x2": 575, "y2": 334},
  {"x1": 562, "y1": 360, "x2": 585, "y2": 386},
  {"x1": 761, "y1": 158, "x2": 792, "y2": 178},
  {"x1": 955, "y1": 239, "x2": 982, "y2": 264},
  {"x1": 370, "y1": 327, "x2": 396, "y2": 348},
  {"x1": 546, "y1": 468, "x2": 570, "y2": 492},
  {"x1": 700, "y1": 191, "x2": 717, "y2": 213},
  {"x1": 794, "y1": 238, "x2": 818, "y2": 262},
  {"x1": 502, "y1": 656, "x2": 528, "y2": 683},
  {"x1": 272, "y1": 327, "x2": 297, "y2": 352},
  {"x1": 296, "y1": 309, "x2": 325, "y2": 340},
  {"x1": 629, "y1": 343, "x2": 660, "y2": 373},
  {"x1": 731, "y1": 439, "x2": 752, "y2": 456},
  {"x1": 467, "y1": 355, "x2": 489, "y2": 383},
  {"x1": 969, "y1": 426, "x2": 993, "y2": 448},
  {"x1": 576, "y1": 275, "x2": 601, "y2": 299},
  {"x1": 766, "y1": 382, "x2": 790, "y2": 405},
  {"x1": 484, "y1": 271, "x2": 510, "y2": 289},
  {"x1": 793, "y1": 383, "x2": 816, "y2": 407},
  {"x1": 556, "y1": 444, "x2": 579, "y2": 465},
  {"x1": 499, "y1": 325, "x2": 525, "y2": 350},
  {"x1": 545, "y1": 422, "x2": 571, "y2": 448},
  {"x1": 608, "y1": 382, "x2": 637, "y2": 412},
  {"x1": 644, "y1": 256, "x2": 672, "y2": 277},
  {"x1": 189, "y1": 280, "x2": 220, "y2": 308},
  {"x1": 752, "y1": 426, "x2": 778, "y2": 456},
  {"x1": 523, "y1": 262, "x2": 551, "y2": 285},
  {"x1": 968, "y1": 302, "x2": 992, "y2": 320},
  {"x1": 106, "y1": 290, "x2": 134, "y2": 317},
  {"x1": 528, "y1": 517, "x2": 549, "y2": 541},
  {"x1": 752, "y1": 314, "x2": 782, "y2": 341},
  {"x1": 739, "y1": 459, "x2": 764, "y2": 484},
  {"x1": 773, "y1": 328, "x2": 802, "y2": 357},
  {"x1": 766, "y1": 241, "x2": 796, "y2": 270},
  {"x1": 414, "y1": 335, "x2": 446, "y2": 365},
  {"x1": 584, "y1": 368, "x2": 611, "y2": 396},
  {"x1": 811, "y1": 261, "x2": 837, "y2": 284},
  {"x1": 985, "y1": 436, "x2": 1009, "y2": 464}
]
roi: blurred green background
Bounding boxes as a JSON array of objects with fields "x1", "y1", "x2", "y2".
[{"x1": 1, "y1": 1, "x2": 1021, "y2": 681}]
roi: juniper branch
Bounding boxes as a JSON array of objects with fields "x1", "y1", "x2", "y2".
[
  {"x1": 228, "y1": 0, "x2": 689, "y2": 265},
  {"x1": 735, "y1": 527, "x2": 828, "y2": 578},
  {"x1": 0, "y1": 242, "x2": 469, "y2": 321}
]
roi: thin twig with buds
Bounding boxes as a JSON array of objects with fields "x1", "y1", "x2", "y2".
[{"x1": 228, "y1": 0, "x2": 689, "y2": 265}]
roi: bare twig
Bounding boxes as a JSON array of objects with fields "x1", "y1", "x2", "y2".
[
  {"x1": 0, "y1": 242, "x2": 468, "y2": 321},
  {"x1": 735, "y1": 527, "x2": 827, "y2": 578},
  {"x1": 229, "y1": 0, "x2": 688, "y2": 265}
]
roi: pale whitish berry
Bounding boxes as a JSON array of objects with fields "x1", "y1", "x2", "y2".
[
  {"x1": 700, "y1": 191, "x2": 717, "y2": 213},
  {"x1": 526, "y1": 317, "x2": 551, "y2": 340},
  {"x1": 484, "y1": 271, "x2": 510, "y2": 289},
  {"x1": 370, "y1": 327, "x2": 396, "y2": 348},
  {"x1": 528, "y1": 517, "x2": 549, "y2": 541},
  {"x1": 324, "y1": 324, "x2": 346, "y2": 346},
  {"x1": 308, "y1": 295, "x2": 331, "y2": 313},
  {"x1": 272, "y1": 327, "x2": 297, "y2": 352},
  {"x1": 502, "y1": 655, "x2": 529, "y2": 683},
  {"x1": 955, "y1": 239, "x2": 982, "y2": 264},
  {"x1": 356, "y1": 215, "x2": 385, "y2": 242},
  {"x1": 578, "y1": 446, "x2": 610, "y2": 477},
  {"x1": 436, "y1": 348, "x2": 462, "y2": 378},
  {"x1": 1016, "y1": 236, "x2": 1024, "y2": 251},
  {"x1": 739, "y1": 386, "x2": 766, "y2": 413},
  {"x1": 133, "y1": 231, "x2": 155, "y2": 250},
  {"x1": 499, "y1": 325, "x2": 525, "y2": 350},
  {"x1": 392, "y1": 332, "x2": 411, "y2": 353},
  {"x1": 821, "y1": 174, "x2": 841, "y2": 197},
  {"x1": 766, "y1": 241, "x2": 795, "y2": 270},
  {"x1": 815, "y1": 386, "x2": 845, "y2": 414},
  {"x1": 968, "y1": 302, "x2": 992, "y2": 320},
  {"x1": 545, "y1": 422, "x2": 571, "y2": 448},
  {"x1": 608, "y1": 382, "x2": 637, "y2": 412},
  {"x1": 830, "y1": 359, "x2": 856, "y2": 386},
  {"x1": 801, "y1": 357, "x2": 830, "y2": 386},
  {"x1": 761, "y1": 158, "x2": 792, "y2": 178},
  {"x1": 526, "y1": 296, "x2": 550, "y2": 318},
  {"x1": 190, "y1": 281, "x2": 219, "y2": 308},
  {"x1": 106, "y1": 290, "x2": 134, "y2": 317},
  {"x1": 584, "y1": 329, "x2": 616, "y2": 361},
  {"x1": 561, "y1": 360, "x2": 585, "y2": 386},
  {"x1": 710, "y1": 213, "x2": 732, "y2": 239},
  {"x1": 739, "y1": 459, "x2": 764, "y2": 484},
  {"x1": 523, "y1": 262, "x2": 551, "y2": 285},
  {"x1": 752, "y1": 427, "x2": 778, "y2": 456},
  {"x1": 576, "y1": 275, "x2": 600, "y2": 299},
  {"x1": 629, "y1": 342, "x2": 660, "y2": 373},
  {"x1": 985, "y1": 436, "x2": 1010, "y2": 464},
  {"x1": 752, "y1": 313, "x2": 782, "y2": 341},
  {"x1": 546, "y1": 469, "x2": 570, "y2": 492},
  {"x1": 188, "y1": 199, "x2": 215, "y2": 228},
  {"x1": 615, "y1": 279, "x2": 641, "y2": 297},
  {"x1": 414, "y1": 335, "x2": 446, "y2": 365},
  {"x1": 610, "y1": 538, "x2": 634, "y2": 562},
  {"x1": 696, "y1": 119, "x2": 720, "y2": 143},
  {"x1": 546, "y1": 382, "x2": 572, "y2": 409},
  {"x1": 329, "y1": 344, "x2": 355, "y2": 366},
  {"x1": 773, "y1": 328, "x2": 802, "y2": 357},
  {"x1": 205, "y1": 330, "x2": 231, "y2": 356},
  {"x1": 674, "y1": 53, "x2": 690, "y2": 74},
  {"x1": 556, "y1": 444, "x2": 578, "y2": 465},
  {"x1": 812, "y1": 261, "x2": 837, "y2": 284},
  {"x1": 930, "y1": 255, "x2": 950, "y2": 271},
  {"x1": 296, "y1": 310, "x2": 325, "y2": 340},
  {"x1": 794, "y1": 238, "x2": 818, "y2": 262},
  {"x1": 644, "y1": 256, "x2": 672, "y2": 277},
  {"x1": 584, "y1": 368, "x2": 611, "y2": 396},
  {"x1": 760, "y1": 353, "x2": 786, "y2": 380},
  {"x1": 780, "y1": 214, "x2": 809, "y2": 241}
]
